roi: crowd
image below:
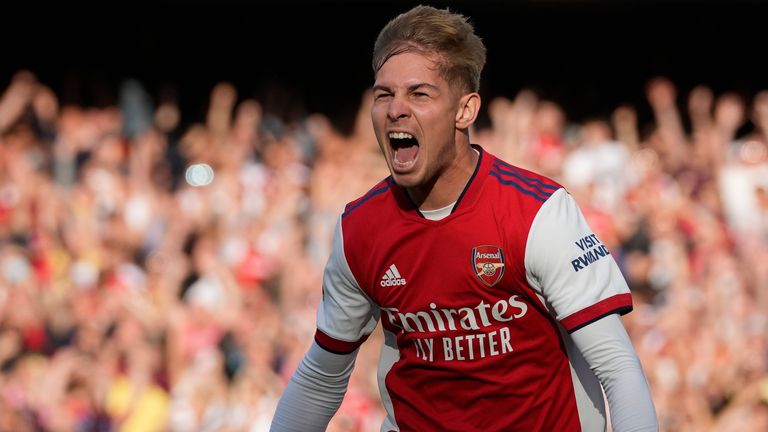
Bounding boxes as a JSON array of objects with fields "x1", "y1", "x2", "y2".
[{"x1": 0, "y1": 68, "x2": 767, "y2": 431}]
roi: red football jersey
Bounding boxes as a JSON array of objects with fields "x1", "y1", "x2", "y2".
[{"x1": 315, "y1": 146, "x2": 632, "y2": 431}]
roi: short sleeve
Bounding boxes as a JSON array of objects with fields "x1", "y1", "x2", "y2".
[
  {"x1": 524, "y1": 188, "x2": 632, "y2": 332},
  {"x1": 315, "y1": 215, "x2": 380, "y2": 353}
]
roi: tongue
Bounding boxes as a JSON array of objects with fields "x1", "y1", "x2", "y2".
[{"x1": 395, "y1": 145, "x2": 418, "y2": 164}]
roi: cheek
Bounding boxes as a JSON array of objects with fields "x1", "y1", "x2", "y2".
[
  {"x1": 425, "y1": 114, "x2": 456, "y2": 142},
  {"x1": 370, "y1": 110, "x2": 389, "y2": 153},
  {"x1": 371, "y1": 107, "x2": 386, "y2": 133},
  {"x1": 418, "y1": 105, "x2": 454, "y2": 129}
]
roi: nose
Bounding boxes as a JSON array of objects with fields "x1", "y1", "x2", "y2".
[{"x1": 387, "y1": 95, "x2": 410, "y2": 122}]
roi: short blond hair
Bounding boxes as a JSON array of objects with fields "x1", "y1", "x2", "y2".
[{"x1": 372, "y1": 5, "x2": 487, "y2": 94}]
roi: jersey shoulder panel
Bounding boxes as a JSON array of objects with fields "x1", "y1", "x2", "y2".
[
  {"x1": 315, "y1": 215, "x2": 379, "y2": 354},
  {"x1": 341, "y1": 176, "x2": 394, "y2": 222},
  {"x1": 480, "y1": 154, "x2": 568, "y2": 298},
  {"x1": 339, "y1": 176, "x2": 399, "y2": 295},
  {"x1": 488, "y1": 157, "x2": 564, "y2": 207},
  {"x1": 486, "y1": 156, "x2": 566, "y2": 249}
]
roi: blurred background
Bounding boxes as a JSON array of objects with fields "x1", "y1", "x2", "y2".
[{"x1": 1, "y1": 0, "x2": 767, "y2": 431}]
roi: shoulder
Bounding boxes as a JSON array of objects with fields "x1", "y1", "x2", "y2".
[
  {"x1": 487, "y1": 157, "x2": 564, "y2": 205},
  {"x1": 341, "y1": 176, "x2": 394, "y2": 222}
]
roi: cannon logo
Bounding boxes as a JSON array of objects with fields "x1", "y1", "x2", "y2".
[{"x1": 472, "y1": 245, "x2": 505, "y2": 287}]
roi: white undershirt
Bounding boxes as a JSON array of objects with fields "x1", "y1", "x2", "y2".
[{"x1": 420, "y1": 201, "x2": 456, "y2": 220}]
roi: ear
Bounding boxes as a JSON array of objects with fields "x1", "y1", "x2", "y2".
[{"x1": 455, "y1": 92, "x2": 481, "y2": 130}]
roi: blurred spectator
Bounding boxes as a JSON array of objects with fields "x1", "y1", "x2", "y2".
[{"x1": 1, "y1": 68, "x2": 767, "y2": 432}]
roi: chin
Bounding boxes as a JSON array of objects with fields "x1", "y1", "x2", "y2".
[{"x1": 390, "y1": 171, "x2": 421, "y2": 188}]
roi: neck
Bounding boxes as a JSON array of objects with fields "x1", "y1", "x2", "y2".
[{"x1": 407, "y1": 145, "x2": 479, "y2": 211}]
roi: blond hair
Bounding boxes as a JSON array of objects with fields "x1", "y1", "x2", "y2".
[{"x1": 372, "y1": 5, "x2": 487, "y2": 94}]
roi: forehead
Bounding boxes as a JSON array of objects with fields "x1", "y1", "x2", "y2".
[{"x1": 374, "y1": 51, "x2": 447, "y2": 88}]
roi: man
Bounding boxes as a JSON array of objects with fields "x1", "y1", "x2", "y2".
[{"x1": 271, "y1": 5, "x2": 657, "y2": 431}]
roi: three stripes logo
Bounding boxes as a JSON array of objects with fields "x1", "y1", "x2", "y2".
[{"x1": 380, "y1": 264, "x2": 407, "y2": 287}]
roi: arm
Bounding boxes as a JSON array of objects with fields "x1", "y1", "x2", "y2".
[
  {"x1": 571, "y1": 314, "x2": 658, "y2": 432},
  {"x1": 646, "y1": 77, "x2": 688, "y2": 171},
  {"x1": 270, "y1": 342, "x2": 357, "y2": 432},
  {"x1": 525, "y1": 188, "x2": 657, "y2": 431},
  {"x1": 271, "y1": 214, "x2": 378, "y2": 431}
]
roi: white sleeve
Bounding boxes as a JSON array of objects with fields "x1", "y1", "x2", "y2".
[
  {"x1": 271, "y1": 214, "x2": 380, "y2": 431},
  {"x1": 315, "y1": 214, "x2": 380, "y2": 353},
  {"x1": 270, "y1": 341, "x2": 357, "y2": 432},
  {"x1": 525, "y1": 188, "x2": 633, "y2": 332},
  {"x1": 571, "y1": 315, "x2": 658, "y2": 432}
]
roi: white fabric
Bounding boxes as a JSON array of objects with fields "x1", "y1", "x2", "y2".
[
  {"x1": 718, "y1": 163, "x2": 768, "y2": 235},
  {"x1": 524, "y1": 188, "x2": 630, "y2": 323},
  {"x1": 559, "y1": 324, "x2": 609, "y2": 431},
  {"x1": 269, "y1": 342, "x2": 357, "y2": 432},
  {"x1": 271, "y1": 215, "x2": 378, "y2": 432},
  {"x1": 420, "y1": 200, "x2": 456, "y2": 220},
  {"x1": 571, "y1": 314, "x2": 659, "y2": 431},
  {"x1": 378, "y1": 329, "x2": 401, "y2": 432},
  {"x1": 316, "y1": 215, "x2": 380, "y2": 343},
  {"x1": 270, "y1": 318, "x2": 657, "y2": 432},
  {"x1": 272, "y1": 188, "x2": 655, "y2": 432}
]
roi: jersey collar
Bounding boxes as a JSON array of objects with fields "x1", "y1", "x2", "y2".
[{"x1": 392, "y1": 144, "x2": 492, "y2": 221}]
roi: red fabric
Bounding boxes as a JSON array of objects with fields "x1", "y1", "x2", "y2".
[
  {"x1": 236, "y1": 248, "x2": 270, "y2": 287},
  {"x1": 560, "y1": 293, "x2": 634, "y2": 332},
  {"x1": 22, "y1": 325, "x2": 47, "y2": 352},
  {"x1": 337, "y1": 147, "x2": 582, "y2": 431},
  {"x1": 314, "y1": 329, "x2": 368, "y2": 354}
]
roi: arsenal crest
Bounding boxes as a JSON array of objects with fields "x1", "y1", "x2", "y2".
[{"x1": 472, "y1": 245, "x2": 505, "y2": 287}]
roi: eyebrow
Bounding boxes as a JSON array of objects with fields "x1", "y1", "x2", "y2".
[
  {"x1": 372, "y1": 82, "x2": 439, "y2": 93},
  {"x1": 408, "y1": 83, "x2": 439, "y2": 93}
]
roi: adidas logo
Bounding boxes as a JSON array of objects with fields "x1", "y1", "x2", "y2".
[{"x1": 380, "y1": 264, "x2": 407, "y2": 287}]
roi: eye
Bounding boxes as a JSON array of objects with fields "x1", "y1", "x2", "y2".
[
  {"x1": 374, "y1": 92, "x2": 392, "y2": 100},
  {"x1": 411, "y1": 91, "x2": 433, "y2": 101}
]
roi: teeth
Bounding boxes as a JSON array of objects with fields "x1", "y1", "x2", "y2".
[{"x1": 388, "y1": 132, "x2": 414, "y2": 140}]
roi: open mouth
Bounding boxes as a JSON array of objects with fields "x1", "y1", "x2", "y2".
[{"x1": 389, "y1": 132, "x2": 419, "y2": 171}]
